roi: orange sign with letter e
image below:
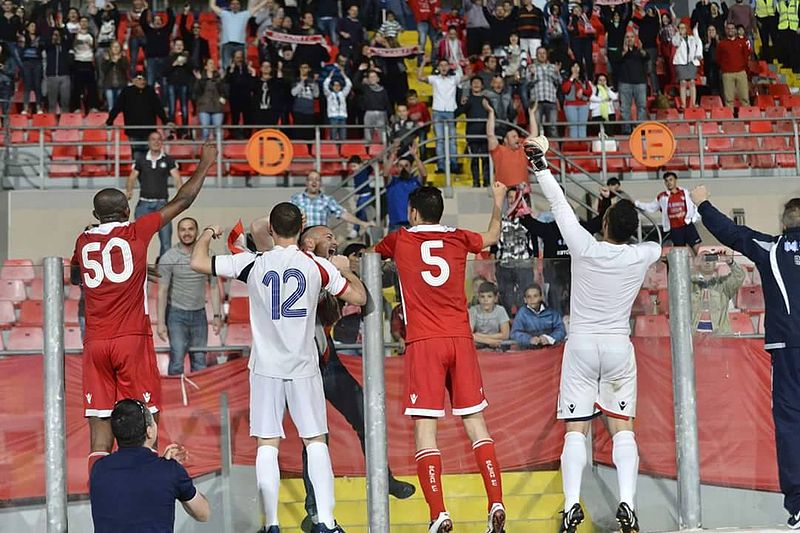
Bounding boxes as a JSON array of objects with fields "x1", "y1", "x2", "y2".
[
  {"x1": 629, "y1": 122, "x2": 676, "y2": 168},
  {"x1": 246, "y1": 129, "x2": 294, "y2": 175}
]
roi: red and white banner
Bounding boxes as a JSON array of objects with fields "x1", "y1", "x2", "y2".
[
  {"x1": 227, "y1": 219, "x2": 247, "y2": 254},
  {"x1": 264, "y1": 30, "x2": 325, "y2": 45},
  {"x1": 368, "y1": 45, "x2": 419, "y2": 57},
  {"x1": 594, "y1": 0, "x2": 630, "y2": 5}
]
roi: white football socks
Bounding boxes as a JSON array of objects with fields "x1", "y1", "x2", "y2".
[
  {"x1": 307, "y1": 441, "x2": 336, "y2": 529},
  {"x1": 256, "y1": 445, "x2": 280, "y2": 527},
  {"x1": 612, "y1": 430, "x2": 639, "y2": 508},
  {"x1": 561, "y1": 431, "x2": 587, "y2": 511}
]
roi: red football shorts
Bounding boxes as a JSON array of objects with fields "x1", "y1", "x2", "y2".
[
  {"x1": 82, "y1": 334, "x2": 162, "y2": 418},
  {"x1": 403, "y1": 336, "x2": 487, "y2": 418}
]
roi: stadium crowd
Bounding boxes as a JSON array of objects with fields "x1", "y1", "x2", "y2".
[{"x1": 0, "y1": 0, "x2": 788, "y2": 159}]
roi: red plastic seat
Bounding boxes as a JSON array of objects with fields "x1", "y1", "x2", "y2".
[
  {"x1": 82, "y1": 129, "x2": 110, "y2": 160},
  {"x1": 64, "y1": 326, "x2": 83, "y2": 350},
  {"x1": 566, "y1": 152, "x2": 600, "y2": 173},
  {"x1": 6, "y1": 327, "x2": 43, "y2": 350},
  {"x1": 655, "y1": 108, "x2": 680, "y2": 120},
  {"x1": 700, "y1": 95, "x2": 723, "y2": 109},
  {"x1": 225, "y1": 322, "x2": 252, "y2": 345},
  {"x1": 64, "y1": 299, "x2": 79, "y2": 326},
  {"x1": 768, "y1": 84, "x2": 791, "y2": 96},
  {"x1": 605, "y1": 156, "x2": 629, "y2": 173},
  {"x1": 28, "y1": 113, "x2": 57, "y2": 143},
  {"x1": 1, "y1": 261, "x2": 35, "y2": 281},
  {"x1": 710, "y1": 107, "x2": 734, "y2": 119},
  {"x1": 721, "y1": 120, "x2": 747, "y2": 134},
  {"x1": 48, "y1": 162, "x2": 79, "y2": 178},
  {"x1": 57, "y1": 112, "x2": 83, "y2": 127},
  {"x1": 706, "y1": 135, "x2": 730, "y2": 152},
  {"x1": 85, "y1": 112, "x2": 107, "y2": 126},
  {"x1": 737, "y1": 286, "x2": 765, "y2": 312},
  {"x1": 168, "y1": 143, "x2": 199, "y2": 176},
  {"x1": 631, "y1": 289, "x2": 655, "y2": 315},
  {"x1": 715, "y1": 137, "x2": 749, "y2": 169},
  {"x1": 778, "y1": 94, "x2": 800, "y2": 108},
  {"x1": 18, "y1": 300, "x2": 43, "y2": 326},
  {"x1": 679, "y1": 138, "x2": 717, "y2": 170},
  {"x1": 289, "y1": 143, "x2": 315, "y2": 174},
  {"x1": 314, "y1": 142, "x2": 344, "y2": 175},
  {"x1": 755, "y1": 94, "x2": 775, "y2": 109},
  {"x1": 634, "y1": 315, "x2": 670, "y2": 337},
  {"x1": 51, "y1": 129, "x2": 80, "y2": 160},
  {"x1": 727, "y1": 312, "x2": 755, "y2": 334},
  {"x1": 561, "y1": 141, "x2": 591, "y2": 152},
  {"x1": 758, "y1": 312, "x2": 766, "y2": 334},
  {"x1": 0, "y1": 300, "x2": 15, "y2": 328},
  {"x1": 0, "y1": 279, "x2": 26, "y2": 303},
  {"x1": 227, "y1": 297, "x2": 250, "y2": 323},
  {"x1": 340, "y1": 143, "x2": 369, "y2": 160},
  {"x1": 223, "y1": 143, "x2": 251, "y2": 176},
  {"x1": 367, "y1": 144, "x2": 384, "y2": 156},
  {"x1": 8, "y1": 114, "x2": 28, "y2": 144},
  {"x1": 775, "y1": 140, "x2": 797, "y2": 168}
]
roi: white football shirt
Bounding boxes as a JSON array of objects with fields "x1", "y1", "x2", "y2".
[
  {"x1": 213, "y1": 245, "x2": 348, "y2": 378},
  {"x1": 536, "y1": 169, "x2": 662, "y2": 335}
]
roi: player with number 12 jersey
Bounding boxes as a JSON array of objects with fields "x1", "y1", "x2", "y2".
[{"x1": 375, "y1": 184, "x2": 508, "y2": 533}]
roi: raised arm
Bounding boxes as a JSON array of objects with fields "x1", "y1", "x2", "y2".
[
  {"x1": 126, "y1": 166, "x2": 139, "y2": 200},
  {"x1": 528, "y1": 101, "x2": 539, "y2": 136},
  {"x1": 158, "y1": 141, "x2": 217, "y2": 227},
  {"x1": 480, "y1": 182, "x2": 508, "y2": 248},
  {"x1": 190, "y1": 225, "x2": 221, "y2": 274},
  {"x1": 328, "y1": 255, "x2": 367, "y2": 305},
  {"x1": 634, "y1": 196, "x2": 660, "y2": 212},
  {"x1": 485, "y1": 99, "x2": 499, "y2": 150},
  {"x1": 209, "y1": 0, "x2": 222, "y2": 16},
  {"x1": 249, "y1": 215, "x2": 274, "y2": 251}
]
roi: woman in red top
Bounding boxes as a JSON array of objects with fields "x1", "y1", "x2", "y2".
[{"x1": 562, "y1": 62, "x2": 592, "y2": 139}]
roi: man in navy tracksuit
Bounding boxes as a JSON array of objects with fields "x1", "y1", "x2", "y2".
[{"x1": 692, "y1": 186, "x2": 800, "y2": 528}]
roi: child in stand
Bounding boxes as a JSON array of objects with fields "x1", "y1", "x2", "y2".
[
  {"x1": 378, "y1": 10, "x2": 403, "y2": 47},
  {"x1": 323, "y1": 68, "x2": 353, "y2": 140},
  {"x1": 406, "y1": 89, "x2": 431, "y2": 157},
  {"x1": 469, "y1": 282, "x2": 511, "y2": 350}
]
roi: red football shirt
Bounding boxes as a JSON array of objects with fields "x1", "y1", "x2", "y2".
[
  {"x1": 71, "y1": 213, "x2": 162, "y2": 341},
  {"x1": 660, "y1": 189, "x2": 689, "y2": 230},
  {"x1": 375, "y1": 225, "x2": 484, "y2": 342}
]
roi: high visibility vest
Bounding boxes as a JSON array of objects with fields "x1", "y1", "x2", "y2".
[
  {"x1": 778, "y1": 0, "x2": 799, "y2": 30},
  {"x1": 756, "y1": 0, "x2": 776, "y2": 17}
]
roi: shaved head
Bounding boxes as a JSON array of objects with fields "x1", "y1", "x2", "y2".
[
  {"x1": 93, "y1": 188, "x2": 130, "y2": 223},
  {"x1": 299, "y1": 225, "x2": 338, "y2": 257}
]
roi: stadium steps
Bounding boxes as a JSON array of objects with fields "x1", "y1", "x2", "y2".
[{"x1": 277, "y1": 470, "x2": 598, "y2": 531}]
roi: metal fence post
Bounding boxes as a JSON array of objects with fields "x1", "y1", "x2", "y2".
[
  {"x1": 39, "y1": 129, "x2": 46, "y2": 189},
  {"x1": 215, "y1": 128, "x2": 224, "y2": 187},
  {"x1": 444, "y1": 120, "x2": 452, "y2": 191},
  {"x1": 667, "y1": 248, "x2": 702, "y2": 530},
  {"x1": 219, "y1": 392, "x2": 234, "y2": 533},
  {"x1": 44, "y1": 256, "x2": 67, "y2": 533},
  {"x1": 361, "y1": 253, "x2": 389, "y2": 532}
]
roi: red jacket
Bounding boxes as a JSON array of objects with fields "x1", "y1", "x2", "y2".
[
  {"x1": 715, "y1": 37, "x2": 749, "y2": 73},
  {"x1": 409, "y1": 0, "x2": 439, "y2": 23}
]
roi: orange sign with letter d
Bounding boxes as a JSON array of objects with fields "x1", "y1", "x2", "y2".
[
  {"x1": 629, "y1": 122, "x2": 676, "y2": 168},
  {"x1": 246, "y1": 129, "x2": 294, "y2": 175}
]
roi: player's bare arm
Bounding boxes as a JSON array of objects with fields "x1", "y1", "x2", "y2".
[
  {"x1": 249, "y1": 216, "x2": 274, "y2": 251},
  {"x1": 190, "y1": 225, "x2": 222, "y2": 275},
  {"x1": 329, "y1": 255, "x2": 368, "y2": 305},
  {"x1": 690, "y1": 185, "x2": 709, "y2": 206},
  {"x1": 158, "y1": 140, "x2": 217, "y2": 227},
  {"x1": 479, "y1": 182, "x2": 508, "y2": 248},
  {"x1": 156, "y1": 278, "x2": 169, "y2": 342},
  {"x1": 125, "y1": 167, "x2": 139, "y2": 200}
]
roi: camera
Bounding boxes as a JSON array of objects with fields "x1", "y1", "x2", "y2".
[{"x1": 703, "y1": 253, "x2": 719, "y2": 263}]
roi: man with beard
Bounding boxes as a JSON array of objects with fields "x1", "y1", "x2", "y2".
[
  {"x1": 248, "y1": 221, "x2": 417, "y2": 533},
  {"x1": 157, "y1": 217, "x2": 223, "y2": 376}
]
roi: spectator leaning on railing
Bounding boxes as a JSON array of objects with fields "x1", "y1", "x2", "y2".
[
  {"x1": 469, "y1": 281, "x2": 511, "y2": 350},
  {"x1": 510, "y1": 284, "x2": 566, "y2": 349}
]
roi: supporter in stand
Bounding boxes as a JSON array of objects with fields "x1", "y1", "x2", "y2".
[
  {"x1": 690, "y1": 248, "x2": 746, "y2": 335},
  {"x1": 417, "y1": 56, "x2": 461, "y2": 174},
  {"x1": 406, "y1": 89, "x2": 431, "y2": 155},
  {"x1": 692, "y1": 0, "x2": 713, "y2": 39},
  {"x1": 616, "y1": 32, "x2": 649, "y2": 134},
  {"x1": 510, "y1": 284, "x2": 566, "y2": 349},
  {"x1": 90, "y1": 1, "x2": 120, "y2": 67},
  {"x1": 517, "y1": 0, "x2": 545, "y2": 61},
  {"x1": 388, "y1": 102, "x2": 417, "y2": 155},
  {"x1": 755, "y1": 0, "x2": 778, "y2": 61},
  {"x1": 359, "y1": 68, "x2": 391, "y2": 142},
  {"x1": 90, "y1": 400, "x2": 210, "y2": 532},
  {"x1": 125, "y1": 0, "x2": 148, "y2": 76},
  {"x1": 485, "y1": 74, "x2": 516, "y2": 136},
  {"x1": 601, "y1": 1, "x2": 633, "y2": 80},
  {"x1": 71, "y1": 16, "x2": 99, "y2": 113},
  {"x1": 384, "y1": 142, "x2": 425, "y2": 232},
  {"x1": 703, "y1": 25, "x2": 723, "y2": 96},
  {"x1": 464, "y1": 0, "x2": 491, "y2": 56},
  {"x1": 658, "y1": 9, "x2": 678, "y2": 87},
  {"x1": 437, "y1": 25, "x2": 467, "y2": 73},
  {"x1": 590, "y1": 73, "x2": 619, "y2": 135},
  {"x1": 164, "y1": 39, "x2": 191, "y2": 132},
  {"x1": 140, "y1": 6, "x2": 174, "y2": 105},
  {"x1": 178, "y1": 14, "x2": 210, "y2": 69},
  {"x1": 521, "y1": 47, "x2": 560, "y2": 138},
  {"x1": 485, "y1": 2, "x2": 516, "y2": 56},
  {"x1": 492, "y1": 188, "x2": 538, "y2": 315},
  {"x1": 44, "y1": 28, "x2": 73, "y2": 114},
  {"x1": 634, "y1": 4, "x2": 660, "y2": 94},
  {"x1": 291, "y1": 170, "x2": 376, "y2": 231},
  {"x1": 716, "y1": 22, "x2": 751, "y2": 107},
  {"x1": 99, "y1": 41, "x2": 130, "y2": 112},
  {"x1": 193, "y1": 59, "x2": 227, "y2": 140},
  {"x1": 210, "y1": 0, "x2": 267, "y2": 70},
  {"x1": 562, "y1": 62, "x2": 592, "y2": 139},
  {"x1": 672, "y1": 22, "x2": 703, "y2": 111},
  {"x1": 501, "y1": 33, "x2": 525, "y2": 79},
  {"x1": 635, "y1": 171, "x2": 703, "y2": 254},
  {"x1": 18, "y1": 21, "x2": 43, "y2": 115},
  {"x1": 469, "y1": 282, "x2": 511, "y2": 349},
  {"x1": 544, "y1": 3, "x2": 570, "y2": 66},
  {"x1": 107, "y1": 71, "x2": 173, "y2": 160},
  {"x1": 457, "y1": 76, "x2": 490, "y2": 187},
  {"x1": 158, "y1": 217, "x2": 222, "y2": 376},
  {"x1": 567, "y1": 4, "x2": 596, "y2": 83},
  {"x1": 337, "y1": 4, "x2": 365, "y2": 59},
  {"x1": 728, "y1": 0, "x2": 755, "y2": 46},
  {"x1": 226, "y1": 49, "x2": 255, "y2": 139},
  {"x1": 485, "y1": 99, "x2": 534, "y2": 188},
  {"x1": 323, "y1": 68, "x2": 352, "y2": 141}
]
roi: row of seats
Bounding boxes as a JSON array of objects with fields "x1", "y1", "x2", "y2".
[
  {"x1": 632, "y1": 285, "x2": 765, "y2": 316},
  {"x1": 634, "y1": 311, "x2": 764, "y2": 337}
]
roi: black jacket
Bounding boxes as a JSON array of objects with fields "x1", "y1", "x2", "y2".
[
  {"x1": 616, "y1": 46, "x2": 649, "y2": 85},
  {"x1": 456, "y1": 93, "x2": 490, "y2": 136},
  {"x1": 141, "y1": 8, "x2": 175, "y2": 58},
  {"x1": 226, "y1": 63, "x2": 254, "y2": 102},
  {"x1": 699, "y1": 201, "x2": 800, "y2": 350},
  {"x1": 44, "y1": 32, "x2": 73, "y2": 76},
  {"x1": 106, "y1": 84, "x2": 169, "y2": 134},
  {"x1": 636, "y1": 14, "x2": 660, "y2": 49},
  {"x1": 178, "y1": 13, "x2": 211, "y2": 67}
]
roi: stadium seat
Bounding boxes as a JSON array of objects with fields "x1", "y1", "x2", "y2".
[
  {"x1": 51, "y1": 129, "x2": 80, "y2": 160},
  {"x1": 64, "y1": 326, "x2": 83, "y2": 350},
  {"x1": 716, "y1": 137, "x2": 749, "y2": 169},
  {"x1": 48, "y1": 163, "x2": 79, "y2": 178},
  {"x1": 750, "y1": 140, "x2": 774, "y2": 169},
  {"x1": 655, "y1": 288, "x2": 670, "y2": 315},
  {"x1": 340, "y1": 143, "x2": 369, "y2": 160},
  {"x1": 367, "y1": 144, "x2": 384, "y2": 156},
  {"x1": 27, "y1": 278, "x2": 44, "y2": 299},
  {"x1": 57, "y1": 112, "x2": 83, "y2": 127},
  {"x1": 710, "y1": 107, "x2": 734, "y2": 119},
  {"x1": 225, "y1": 322, "x2": 252, "y2": 345},
  {"x1": 604, "y1": 157, "x2": 629, "y2": 173},
  {"x1": 684, "y1": 107, "x2": 707, "y2": 120},
  {"x1": 566, "y1": 153, "x2": 600, "y2": 173},
  {"x1": 0, "y1": 280, "x2": 26, "y2": 303},
  {"x1": 9, "y1": 114, "x2": 28, "y2": 144},
  {"x1": 631, "y1": 289, "x2": 655, "y2": 315},
  {"x1": 706, "y1": 135, "x2": 730, "y2": 152},
  {"x1": 228, "y1": 280, "x2": 249, "y2": 298},
  {"x1": 28, "y1": 113, "x2": 57, "y2": 143},
  {"x1": 737, "y1": 286, "x2": 765, "y2": 312},
  {"x1": 778, "y1": 94, "x2": 800, "y2": 108},
  {"x1": 169, "y1": 143, "x2": 199, "y2": 176},
  {"x1": 758, "y1": 312, "x2": 766, "y2": 334},
  {"x1": 700, "y1": 95, "x2": 723, "y2": 110},
  {"x1": 227, "y1": 297, "x2": 249, "y2": 323},
  {"x1": 768, "y1": 83, "x2": 791, "y2": 96},
  {"x1": 721, "y1": 120, "x2": 747, "y2": 134},
  {"x1": 64, "y1": 300, "x2": 79, "y2": 326},
  {"x1": 0, "y1": 300, "x2": 15, "y2": 328},
  {"x1": 85, "y1": 112, "x2": 107, "y2": 126},
  {"x1": 81, "y1": 129, "x2": 110, "y2": 160},
  {"x1": 634, "y1": 315, "x2": 670, "y2": 337},
  {"x1": 223, "y1": 143, "x2": 251, "y2": 176},
  {"x1": 727, "y1": 312, "x2": 755, "y2": 334},
  {"x1": 67, "y1": 284, "x2": 82, "y2": 300},
  {"x1": 18, "y1": 300, "x2": 43, "y2": 326},
  {"x1": 289, "y1": 143, "x2": 315, "y2": 174},
  {"x1": 679, "y1": 139, "x2": 717, "y2": 170},
  {"x1": 668, "y1": 122, "x2": 691, "y2": 136},
  {"x1": 759, "y1": 136, "x2": 788, "y2": 170},
  {"x1": 1, "y1": 260, "x2": 35, "y2": 282},
  {"x1": 643, "y1": 263, "x2": 668, "y2": 290},
  {"x1": 755, "y1": 94, "x2": 775, "y2": 109},
  {"x1": 655, "y1": 108, "x2": 680, "y2": 120},
  {"x1": 561, "y1": 141, "x2": 591, "y2": 152},
  {"x1": 314, "y1": 142, "x2": 344, "y2": 175},
  {"x1": 6, "y1": 327, "x2": 43, "y2": 350}
]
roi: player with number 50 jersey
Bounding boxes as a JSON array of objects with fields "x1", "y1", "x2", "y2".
[
  {"x1": 71, "y1": 141, "x2": 218, "y2": 482},
  {"x1": 375, "y1": 184, "x2": 509, "y2": 533}
]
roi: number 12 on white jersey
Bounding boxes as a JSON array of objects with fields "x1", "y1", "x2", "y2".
[{"x1": 421, "y1": 240, "x2": 450, "y2": 287}]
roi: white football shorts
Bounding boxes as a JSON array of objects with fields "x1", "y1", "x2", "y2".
[
  {"x1": 557, "y1": 334, "x2": 637, "y2": 420},
  {"x1": 249, "y1": 371, "x2": 328, "y2": 439}
]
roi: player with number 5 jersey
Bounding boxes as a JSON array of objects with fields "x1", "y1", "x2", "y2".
[
  {"x1": 71, "y1": 140, "x2": 218, "y2": 481},
  {"x1": 375, "y1": 183, "x2": 508, "y2": 533}
]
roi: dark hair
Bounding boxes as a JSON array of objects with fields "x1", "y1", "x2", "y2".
[
  {"x1": 605, "y1": 200, "x2": 640, "y2": 243},
  {"x1": 663, "y1": 171, "x2": 678, "y2": 180},
  {"x1": 348, "y1": 155, "x2": 362, "y2": 164},
  {"x1": 783, "y1": 198, "x2": 800, "y2": 230},
  {"x1": 447, "y1": 24, "x2": 458, "y2": 31},
  {"x1": 177, "y1": 216, "x2": 198, "y2": 230},
  {"x1": 408, "y1": 186, "x2": 444, "y2": 224},
  {"x1": 111, "y1": 399, "x2": 152, "y2": 448},
  {"x1": 478, "y1": 281, "x2": 498, "y2": 295},
  {"x1": 470, "y1": 75, "x2": 484, "y2": 85},
  {"x1": 407, "y1": 89, "x2": 418, "y2": 98},
  {"x1": 269, "y1": 202, "x2": 303, "y2": 238},
  {"x1": 606, "y1": 177, "x2": 621, "y2": 187},
  {"x1": 342, "y1": 242, "x2": 367, "y2": 257},
  {"x1": 524, "y1": 283, "x2": 543, "y2": 295}
]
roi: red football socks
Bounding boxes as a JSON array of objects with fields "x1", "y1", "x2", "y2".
[
  {"x1": 473, "y1": 438, "x2": 503, "y2": 510},
  {"x1": 415, "y1": 448, "x2": 446, "y2": 520}
]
